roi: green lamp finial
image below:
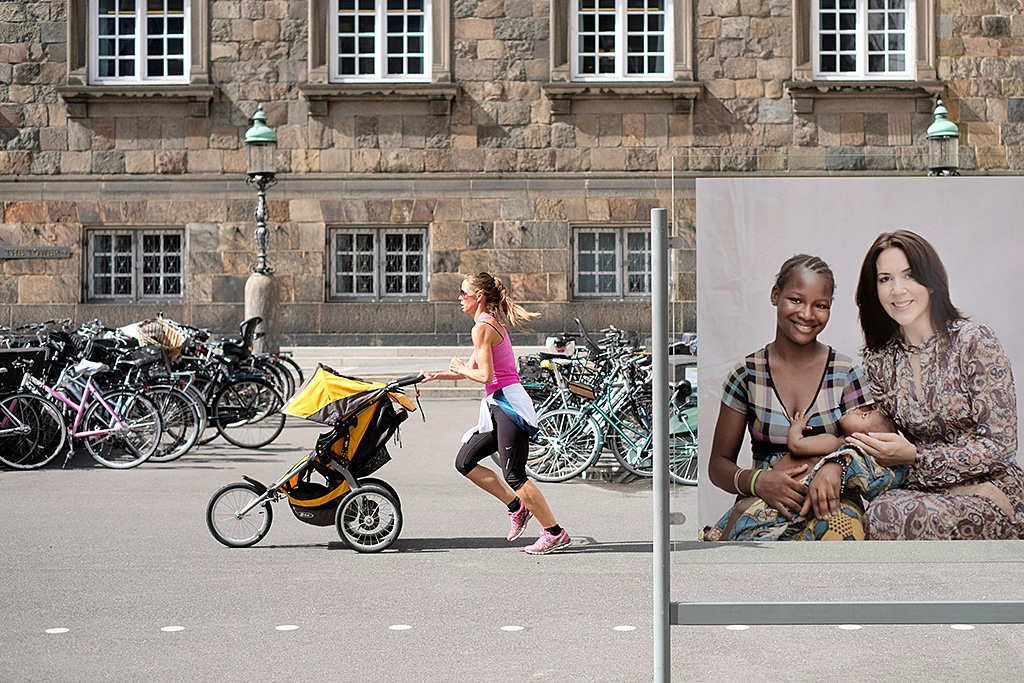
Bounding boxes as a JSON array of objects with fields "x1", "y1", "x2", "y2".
[
  {"x1": 927, "y1": 99, "x2": 960, "y2": 139},
  {"x1": 245, "y1": 104, "x2": 277, "y2": 144}
]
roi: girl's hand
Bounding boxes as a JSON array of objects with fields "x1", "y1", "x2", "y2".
[
  {"x1": 418, "y1": 370, "x2": 437, "y2": 383},
  {"x1": 845, "y1": 431, "x2": 917, "y2": 467},
  {"x1": 449, "y1": 357, "x2": 467, "y2": 373},
  {"x1": 752, "y1": 466, "x2": 808, "y2": 522},
  {"x1": 801, "y1": 462, "x2": 842, "y2": 520}
]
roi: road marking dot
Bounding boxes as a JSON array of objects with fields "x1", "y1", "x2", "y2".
[
  {"x1": 45, "y1": 628, "x2": 69, "y2": 634},
  {"x1": 725, "y1": 625, "x2": 750, "y2": 631},
  {"x1": 838, "y1": 624, "x2": 862, "y2": 630},
  {"x1": 951, "y1": 624, "x2": 975, "y2": 630},
  {"x1": 161, "y1": 626, "x2": 185, "y2": 632},
  {"x1": 613, "y1": 625, "x2": 637, "y2": 632},
  {"x1": 275, "y1": 625, "x2": 299, "y2": 631},
  {"x1": 501, "y1": 625, "x2": 524, "y2": 632},
  {"x1": 389, "y1": 625, "x2": 412, "y2": 631}
]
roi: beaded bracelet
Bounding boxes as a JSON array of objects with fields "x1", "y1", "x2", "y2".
[
  {"x1": 732, "y1": 468, "x2": 746, "y2": 495},
  {"x1": 748, "y1": 468, "x2": 762, "y2": 497},
  {"x1": 809, "y1": 452, "x2": 849, "y2": 496}
]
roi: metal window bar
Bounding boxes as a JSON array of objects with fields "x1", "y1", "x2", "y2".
[
  {"x1": 333, "y1": 231, "x2": 377, "y2": 295},
  {"x1": 574, "y1": 228, "x2": 620, "y2": 297},
  {"x1": 382, "y1": 231, "x2": 425, "y2": 296}
]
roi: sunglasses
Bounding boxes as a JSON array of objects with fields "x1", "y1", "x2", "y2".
[{"x1": 458, "y1": 289, "x2": 473, "y2": 300}]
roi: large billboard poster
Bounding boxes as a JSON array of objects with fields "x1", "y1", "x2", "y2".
[{"x1": 695, "y1": 177, "x2": 1024, "y2": 531}]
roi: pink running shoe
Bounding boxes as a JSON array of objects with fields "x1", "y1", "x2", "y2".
[
  {"x1": 508, "y1": 505, "x2": 532, "y2": 541},
  {"x1": 524, "y1": 529, "x2": 571, "y2": 555}
]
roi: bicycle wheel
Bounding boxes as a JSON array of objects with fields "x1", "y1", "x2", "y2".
[
  {"x1": 212, "y1": 377, "x2": 285, "y2": 449},
  {"x1": 251, "y1": 356, "x2": 294, "y2": 400},
  {"x1": 206, "y1": 482, "x2": 273, "y2": 548},
  {"x1": 274, "y1": 353, "x2": 304, "y2": 388},
  {"x1": 0, "y1": 393, "x2": 67, "y2": 470},
  {"x1": 82, "y1": 390, "x2": 163, "y2": 468},
  {"x1": 525, "y1": 408, "x2": 603, "y2": 483},
  {"x1": 190, "y1": 372, "x2": 220, "y2": 446},
  {"x1": 669, "y1": 430, "x2": 699, "y2": 485},
  {"x1": 609, "y1": 421, "x2": 655, "y2": 478},
  {"x1": 335, "y1": 485, "x2": 402, "y2": 553},
  {"x1": 146, "y1": 385, "x2": 203, "y2": 463}
]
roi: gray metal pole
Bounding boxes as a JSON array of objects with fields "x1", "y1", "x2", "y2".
[{"x1": 651, "y1": 208, "x2": 670, "y2": 681}]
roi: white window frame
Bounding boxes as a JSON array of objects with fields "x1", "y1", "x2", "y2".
[
  {"x1": 570, "y1": 0, "x2": 674, "y2": 82},
  {"x1": 86, "y1": 228, "x2": 185, "y2": 302},
  {"x1": 572, "y1": 227, "x2": 651, "y2": 299},
  {"x1": 328, "y1": 227, "x2": 428, "y2": 300},
  {"x1": 328, "y1": 0, "x2": 432, "y2": 83},
  {"x1": 88, "y1": 0, "x2": 191, "y2": 85},
  {"x1": 812, "y1": 0, "x2": 915, "y2": 81}
]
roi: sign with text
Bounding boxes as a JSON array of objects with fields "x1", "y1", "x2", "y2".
[{"x1": 0, "y1": 246, "x2": 71, "y2": 259}]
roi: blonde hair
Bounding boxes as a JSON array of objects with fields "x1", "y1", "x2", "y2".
[{"x1": 466, "y1": 272, "x2": 540, "y2": 330}]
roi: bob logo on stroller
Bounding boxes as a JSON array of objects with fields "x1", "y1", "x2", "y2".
[{"x1": 206, "y1": 364, "x2": 424, "y2": 552}]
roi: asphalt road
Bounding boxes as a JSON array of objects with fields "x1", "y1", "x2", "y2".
[{"x1": 3, "y1": 398, "x2": 1024, "y2": 682}]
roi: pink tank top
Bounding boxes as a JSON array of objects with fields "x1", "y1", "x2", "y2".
[{"x1": 479, "y1": 314, "x2": 520, "y2": 396}]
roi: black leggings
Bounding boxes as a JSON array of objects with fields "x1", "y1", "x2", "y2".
[{"x1": 455, "y1": 404, "x2": 530, "y2": 491}]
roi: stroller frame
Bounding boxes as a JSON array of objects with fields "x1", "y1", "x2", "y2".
[{"x1": 206, "y1": 372, "x2": 423, "y2": 552}]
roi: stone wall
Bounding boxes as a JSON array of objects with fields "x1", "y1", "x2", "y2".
[
  {"x1": 3, "y1": 0, "x2": 1024, "y2": 341},
  {"x1": 0, "y1": 176, "x2": 696, "y2": 344}
]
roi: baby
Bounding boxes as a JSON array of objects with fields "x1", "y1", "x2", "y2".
[{"x1": 774, "y1": 404, "x2": 896, "y2": 475}]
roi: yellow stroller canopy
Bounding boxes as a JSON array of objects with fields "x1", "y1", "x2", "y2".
[{"x1": 283, "y1": 364, "x2": 416, "y2": 425}]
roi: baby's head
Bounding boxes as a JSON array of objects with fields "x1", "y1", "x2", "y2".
[{"x1": 839, "y1": 404, "x2": 895, "y2": 436}]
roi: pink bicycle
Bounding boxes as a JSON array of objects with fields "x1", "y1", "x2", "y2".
[{"x1": 21, "y1": 356, "x2": 163, "y2": 469}]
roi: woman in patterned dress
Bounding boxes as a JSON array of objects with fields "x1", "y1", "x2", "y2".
[
  {"x1": 702, "y1": 254, "x2": 901, "y2": 541},
  {"x1": 848, "y1": 230, "x2": 1024, "y2": 540}
]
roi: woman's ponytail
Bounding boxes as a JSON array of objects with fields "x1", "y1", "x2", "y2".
[{"x1": 467, "y1": 272, "x2": 541, "y2": 330}]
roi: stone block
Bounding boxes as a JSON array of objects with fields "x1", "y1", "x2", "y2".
[
  {"x1": 124, "y1": 150, "x2": 155, "y2": 174},
  {"x1": 319, "y1": 148, "x2": 351, "y2": 172},
  {"x1": 59, "y1": 151, "x2": 90, "y2": 174},
  {"x1": 825, "y1": 146, "x2": 866, "y2": 171},
  {"x1": 155, "y1": 151, "x2": 187, "y2": 174},
  {"x1": 589, "y1": 147, "x2": 626, "y2": 170},
  {"x1": 91, "y1": 150, "x2": 125, "y2": 174},
  {"x1": 186, "y1": 149, "x2": 223, "y2": 173}
]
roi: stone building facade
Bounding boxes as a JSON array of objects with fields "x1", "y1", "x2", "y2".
[{"x1": 1, "y1": 0, "x2": 1023, "y2": 344}]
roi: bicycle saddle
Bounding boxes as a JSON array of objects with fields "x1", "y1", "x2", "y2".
[{"x1": 74, "y1": 358, "x2": 109, "y2": 377}]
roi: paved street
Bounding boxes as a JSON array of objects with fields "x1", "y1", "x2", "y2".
[{"x1": 3, "y1": 397, "x2": 1024, "y2": 682}]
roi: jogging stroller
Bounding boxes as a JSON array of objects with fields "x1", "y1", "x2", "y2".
[{"x1": 205, "y1": 364, "x2": 423, "y2": 552}]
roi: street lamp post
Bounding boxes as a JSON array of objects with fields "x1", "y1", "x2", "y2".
[
  {"x1": 927, "y1": 99, "x2": 960, "y2": 176},
  {"x1": 243, "y1": 104, "x2": 280, "y2": 352}
]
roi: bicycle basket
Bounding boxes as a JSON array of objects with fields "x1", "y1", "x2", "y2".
[
  {"x1": 136, "y1": 318, "x2": 186, "y2": 362},
  {"x1": 567, "y1": 381, "x2": 595, "y2": 401},
  {"x1": 130, "y1": 345, "x2": 172, "y2": 379}
]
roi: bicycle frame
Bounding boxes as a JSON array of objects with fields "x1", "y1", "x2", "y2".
[{"x1": 26, "y1": 373, "x2": 127, "y2": 440}]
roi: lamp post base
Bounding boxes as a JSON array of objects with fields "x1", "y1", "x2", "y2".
[{"x1": 244, "y1": 271, "x2": 280, "y2": 353}]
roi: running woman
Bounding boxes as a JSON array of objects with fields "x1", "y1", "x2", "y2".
[{"x1": 420, "y1": 272, "x2": 571, "y2": 555}]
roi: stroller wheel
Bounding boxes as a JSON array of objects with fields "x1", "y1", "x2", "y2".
[
  {"x1": 356, "y1": 477, "x2": 401, "y2": 510},
  {"x1": 335, "y1": 485, "x2": 402, "y2": 553},
  {"x1": 207, "y1": 482, "x2": 273, "y2": 547}
]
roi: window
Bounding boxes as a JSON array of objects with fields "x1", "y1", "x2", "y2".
[
  {"x1": 329, "y1": 228, "x2": 427, "y2": 299},
  {"x1": 329, "y1": 0, "x2": 431, "y2": 82},
  {"x1": 88, "y1": 0, "x2": 190, "y2": 84},
  {"x1": 813, "y1": 0, "x2": 914, "y2": 80},
  {"x1": 87, "y1": 229, "x2": 184, "y2": 301},
  {"x1": 573, "y1": 227, "x2": 651, "y2": 298},
  {"x1": 571, "y1": 0, "x2": 672, "y2": 81}
]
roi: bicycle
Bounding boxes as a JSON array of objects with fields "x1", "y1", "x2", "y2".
[
  {"x1": 0, "y1": 350, "x2": 67, "y2": 470},
  {"x1": 21, "y1": 355, "x2": 164, "y2": 469}
]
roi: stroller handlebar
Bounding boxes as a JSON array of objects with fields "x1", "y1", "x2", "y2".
[{"x1": 388, "y1": 374, "x2": 425, "y2": 390}]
